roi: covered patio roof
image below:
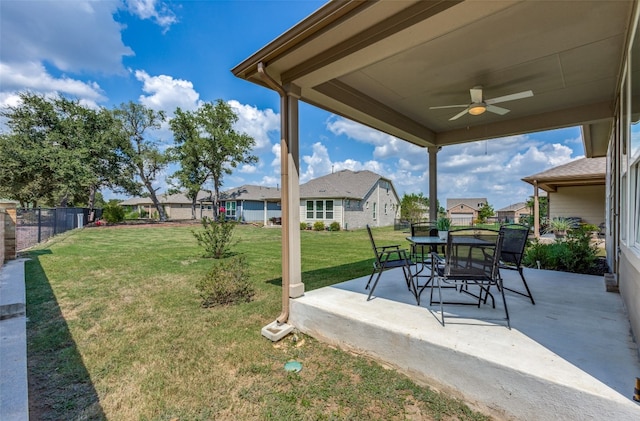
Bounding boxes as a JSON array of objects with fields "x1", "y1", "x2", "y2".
[
  {"x1": 522, "y1": 157, "x2": 606, "y2": 193},
  {"x1": 233, "y1": 0, "x2": 635, "y2": 157}
]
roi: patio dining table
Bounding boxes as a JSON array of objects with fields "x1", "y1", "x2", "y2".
[{"x1": 406, "y1": 234, "x2": 497, "y2": 304}]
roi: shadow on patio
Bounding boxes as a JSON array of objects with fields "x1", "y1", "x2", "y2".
[{"x1": 289, "y1": 266, "x2": 640, "y2": 420}]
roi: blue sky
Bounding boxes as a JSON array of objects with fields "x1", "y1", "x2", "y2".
[{"x1": 0, "y1": 0, "x2": 584, "y2": 210}]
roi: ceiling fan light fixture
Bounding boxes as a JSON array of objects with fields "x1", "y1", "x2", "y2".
[{"x1": 468, "y1": 103, "x2": 486, "y2": 115}]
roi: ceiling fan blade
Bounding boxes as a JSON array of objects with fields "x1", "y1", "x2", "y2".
[
  {"x1": 449, "y1": 108, "x2": 470, "y2": 120},
  {"x1": 485, "y1": 90, "x2": 533, "y2": 105},
  {"x1": 486, "y1": 104, "x2": 510, "y2": 115},
  {"x1": 429, "y1": 104, "x2": 469, "y2": 109},
  {"x1": 470, "y1": 87, "x2": 483, "y2": 103}
]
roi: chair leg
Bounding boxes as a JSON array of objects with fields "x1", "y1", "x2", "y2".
[
  {"x1": 499, "y1": 279, "x2": 511, "y2": 329},
  {"x1": 500, "y1": 267, "x2": 535, "y2": 305},
  {"x1": 365, "y1": 267, "x2": 377, "y2": 290},
  {"x1": 367, "y1": 269, "x2": 385, "y2": 301},
  {"x1": 518, "y1": 268, "x2": 535, "y2": 305}
]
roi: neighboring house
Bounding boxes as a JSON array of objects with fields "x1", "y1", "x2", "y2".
[
  {"x1": 213, "y1": 185, "x2": 282, "y2": 224},
  {"x1": 120, "y1": 191, "x2": 212, "y2": 220},
  {"x1": 496, "y1": 202, "x2": 531, "y2": 224},
  {"x1": 446, "y1": 198, "x2": 487, "y2": 226},
  {"x1": 299, "y1": 169, "x2": 400, "y2": 230},
  {"x1": 522, "y1": 157, "x2": 606, "y2": 227}
]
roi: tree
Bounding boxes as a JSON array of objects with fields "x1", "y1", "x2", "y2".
[
  {"x1": 169, "y1": 100, "x2": 257, "y2": 220},
  {"x1": 0, "y1": 92, "x2": 134, "y2": 209},
  {"x1": 168, "y1": 107, "x2": 212, "y2": 219},
  {"x1": 400, "y1": 193, "x2": 429, "y2": 223},
  {"x1": 477, "y1": 202, "x2": 495, "y2": 224},
  {"x1": 112, "y1": 101, "x2": 169, "y2": 221}
]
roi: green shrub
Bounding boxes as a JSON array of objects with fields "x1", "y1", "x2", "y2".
[
  {"x1": 313, "y1": 221, "x2": 325, "y2": 231},
  {"x1": 522, "y1": 225, "x2": 599, "y2": 274},
  {"x1": 300, "y1": 222, "x2": 308, "y2": 231},
  {"x1": 125, "y1": 210, "x2": 141, "y2": 220},
  {"x1": 192, "y1": 217, "x2": 237, "y2": 258},
  {"x1": 196, "y1": 256, "x2": 254, "y2": 307},
  {"x1": 329, "y1": 221, "x2": 340, "y2": 231},
  {"x1": 102, "y1": 204, "x2": 125, "y2": 223}
]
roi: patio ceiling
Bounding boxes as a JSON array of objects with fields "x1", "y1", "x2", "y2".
[{"x1": 232, "y1": 0, "x2": 636, "y2": 157}]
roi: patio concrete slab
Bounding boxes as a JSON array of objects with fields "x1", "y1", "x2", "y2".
[
  {"x1": 0, "y1": 259, "x2": 29, "y2": 421},
  {"x1": 289, "y1": 267, "x2": 640, "y2": 420}
]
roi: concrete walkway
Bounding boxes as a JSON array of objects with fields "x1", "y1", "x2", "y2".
[
  {"x1": 289, "y1": 266, "x2": 640, "y2": 420},
  {"x1": 0, "y1": 259, "x2": 29, "y2": 421}
]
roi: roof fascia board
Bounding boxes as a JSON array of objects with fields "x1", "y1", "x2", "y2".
[
  {"x1": 231, "y1": 1, "x2": 371, "y2": 80},
  {"x1": 280, "y1": 1, "x2": 462, "y2": 85}
]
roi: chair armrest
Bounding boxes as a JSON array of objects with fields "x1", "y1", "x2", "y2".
[
  {"x1": 379, "y1": 248, "x2": 410, "y2": 262},
  {"x1": 376, "y1": 244, "x2": 401, "y2": 255}
]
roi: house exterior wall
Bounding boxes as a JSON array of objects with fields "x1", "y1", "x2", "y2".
[
  {"x1": 497, "y1": 207, "x2": 530, "y2": 224},
  {"x1": 608, "y1": 2, "x2": 639, "y2": 348},
  {"x1": 299, "y1": 199, "x2": 344, "y2": 229},
  {"x1": 344, "y1": 180, "x2": 399, "y2": 230},
  {"x1": 237, "y1": 200, "x2": 281, "y2": 223},
  {"x1": 549, "y1": 185, "x2": 605, "y2": 226},
  {"x1": 619, "y1": 251, "x2": 640, "y2": 344},
  {"x1": 298, "y1": 180, "x2": 399, "y2": 230},
  {"x1": 447, "y1": 204, "x2": 477, "y2": 225},
  {"x1": 166, "y1": 204, "x2": 194, "y2": 220}
]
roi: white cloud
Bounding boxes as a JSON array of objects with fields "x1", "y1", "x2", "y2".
[
  {"x1": 0, "y1": 1, "x2": 133, "y2": 75},
  {"x1": 228, "y1": 100, "x2": 279, "y2": 152},
  {"x1": 271, "y1": 143, "x2": 281, "y2": 169},
  {"x1": 435, "y1": 135, "x2": 578, "y2": 209},
  {"x1": 0, "y1": 62, "x2": 106, "y2": 106},
  {"x1": 135, "y1": 70, "x2": 201, "y2": 113},
  {"x1": 125, "y1": 0, "x2": 177, "y2": 33},
  {"x1": 326, "y1": 116, "x2": 424, "y2": 164}
]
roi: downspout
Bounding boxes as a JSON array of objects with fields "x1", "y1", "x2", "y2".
[{"x1": 258, "y1": 62, "x2": 290, "y2": 324}]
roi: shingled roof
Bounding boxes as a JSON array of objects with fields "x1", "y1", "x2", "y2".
[
  {"x1": 446, "y1": 198, "x2": 487, "y2": 211},
  {"x1": 522, "y1": 157, "x2": 606, "y2": 192},
  {"x1": 497, "y1": 202, "x2": 528, "y2": 212},
  {"x1": 218, "y1": 185, "x2": 281, "y2": 201},
  {"x1": 300, "y1": 169, "x2": 391, "y2": 199}
]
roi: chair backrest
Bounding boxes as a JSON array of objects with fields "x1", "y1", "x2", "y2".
[
  {"x1": 444, "y1": 228, "x2": 503, "y2": 279},
  {"x1": 366, "y1": 225, "x2": 381, "y2": 261},
  {"x1": 411, "y1": 221, "x2": 436, "y2": 237},
  {"x1": 499, "y1": 224, "x2": 529, "y2": 266}
]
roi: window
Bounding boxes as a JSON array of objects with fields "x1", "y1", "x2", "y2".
[
  {"x1": 384, "y1": 203, "x2": 388, "y2": 215},
  {"x1": 306, "y1": 201, "x2": 314, "y2": 219},
  {"x1": 373, "y1": 202, "x2": 377, "y2": 220},
  {"x1": 224, "y1": 201, "x2": 236, "y2": 218},
  {"x1": 306, "y1": 200, "x2": 334, "y2": 220},
  {"x1": 326, "y1": 201, "x2": 334, "y2": 219},
  {"x1": 315, "y1": 200, "x2": 324, "y2": 219}
]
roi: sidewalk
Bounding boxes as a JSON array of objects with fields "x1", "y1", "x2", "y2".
[{"x1": 0, "y1": 259, "x2": 29, "y2": 421}]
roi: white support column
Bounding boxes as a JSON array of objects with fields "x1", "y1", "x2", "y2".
[
  {"x1": 428, "y1": 146, "x2": 439, "y2": 222},
  {"x1": 533, "y1": 180, "x2": 540, "y2": 239},
  {"x1": 284, "y1": 86, "x2": 303, "y2": 298}
]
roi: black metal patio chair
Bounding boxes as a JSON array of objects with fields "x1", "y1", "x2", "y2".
[
  {"x1": 365, "y1": 225, "x2": 415, "y2": 301},
  {"x1": 429, "y1": 228, "x2": 510, "y2": 328},
  {"x1": 410, "y1": 221, "x2": 438, "y2": 263},
  {"x1": 498, "y1": 224, "x2": 535, "y2": 304}
]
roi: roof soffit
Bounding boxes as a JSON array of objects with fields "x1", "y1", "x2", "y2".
[{"x1": 234, "y1": 0, "x2": 634, "y2": 149}]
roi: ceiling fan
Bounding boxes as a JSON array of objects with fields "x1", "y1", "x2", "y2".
[{"x1": 430, "y1": 86, "x2": 533, "y2": 121}]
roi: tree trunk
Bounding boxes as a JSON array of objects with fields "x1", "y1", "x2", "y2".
[
  {"x1": 144, "y1": 181, "x2": 167, "y2": 221},
  {"x1": 88, "y1": 186, "x2": 97, "y2": 221},
  {"x1": 191, "y1": 196, "x2": 197, "y2": 220}
]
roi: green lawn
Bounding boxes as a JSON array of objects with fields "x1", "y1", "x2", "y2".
[{"x1": 25, "y1": 224, "x2": 490, "y2": 420}]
